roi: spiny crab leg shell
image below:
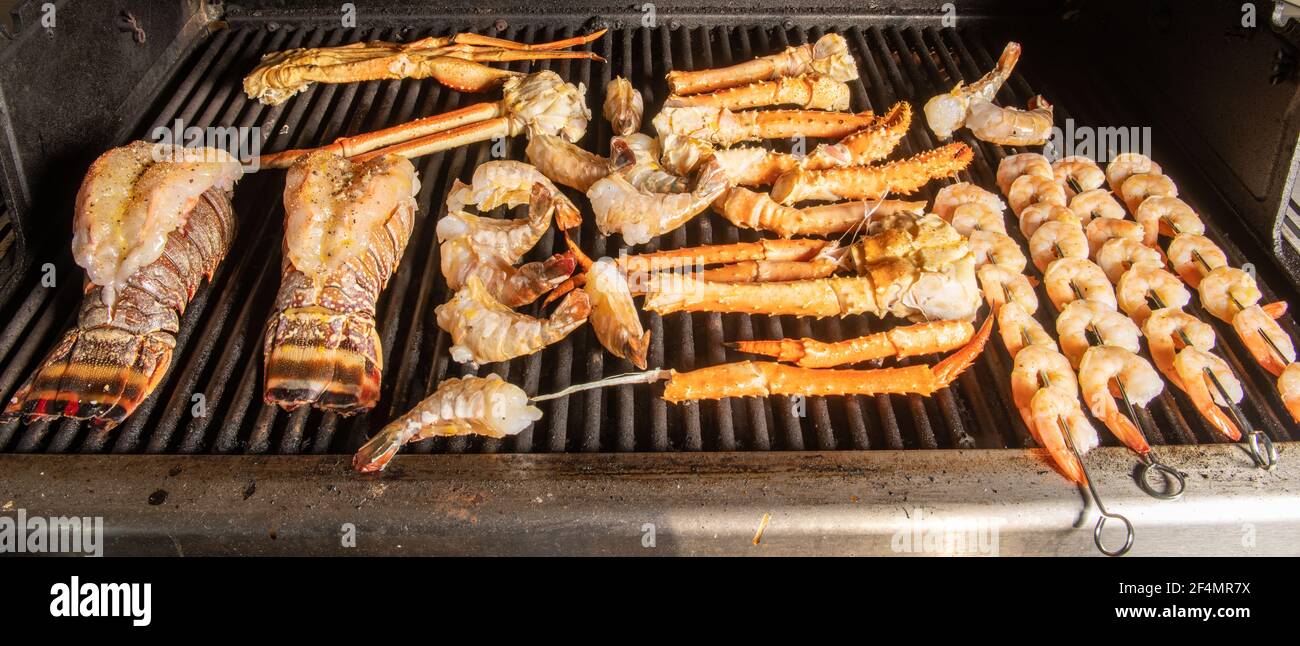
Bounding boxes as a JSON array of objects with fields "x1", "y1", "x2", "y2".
[
  {"x1": 664, "y1": 74, "x2": 851, "y2": 111},
  {"x1": 352, "y1": 118, "x2": 511, "y2": 162},
  {"x1": 733, "y1": 320, "x2": 976, "y2": 368},
  {"x1": 770, "y1": 142, "x2": 974, "y2": 205},
  {"x1": 665, "y1": 32, "x2": 858, "y2": 96}
]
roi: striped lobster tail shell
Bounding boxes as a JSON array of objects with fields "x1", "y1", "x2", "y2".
[
  {"x1": 3, "y1": 189, "x2": 237, "y2": 429},
  {"x1": 262, "y1": 198, "x2": 415, "y2": 414}
]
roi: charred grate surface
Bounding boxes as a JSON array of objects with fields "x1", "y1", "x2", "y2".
[{"x1": 0, "y1": 19, "x2": 1295, "y2": 455}]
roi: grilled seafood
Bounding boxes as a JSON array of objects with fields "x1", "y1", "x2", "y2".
[
  {"x1": 1116, "y1": 261, "x2": 1191, "y2": 326},
  {"x1": 435, "y1": 277, "x2": 590, "y2": 365},
  {"x1": 1068, "y1": 188, "x2": 1125, "y2": 225},
  {"x1": 1043, "y1": 257, "x2": 1117, "y2": 311},
  {"x1": 950, "y1": 203, "x2": 1007, "y2": 237},
  {"x1": 603, "y1": 76, "x2": 644, "y2": 136},
  {"x1": 263, "y1": 151, "x2": 417, "y2": 413},
  {"x1": 1173, "y1": 346, "x2": 1244, "y2": 441},
  {"x1": 1028, "y1": 220, "x2": 1087, "y2": 271},
  {"x1": 1028, "y1": 385, "x2": 1098, "y2": 484},
  {"x1": 708, "y1": 101, "x2": 913, "y2": 185},
  {"x1": 611, "y1": 134, "x2": 691, "y2": 193},
  {"x1": 665, "y1": 32, "x2": 858, "y2": 96},
  {"x1": 1105, "y1": 153, "x2": 1162, "y2": 195},
  {"x1": 1055, "y1": 300, "x2": 1140, "y2": 368},
  {"x1": 1233, "y1": 304, "x2": 1296, "y2": 377},
  {"x1": 1280, "y1": 363, "x2": 1300, "y2": 422},
  {"x1": 1096, "y1": 237, "x2": 1162, "y2": 283},
  {"x1": 1078, "y1": 346, "x2": 1162, "y2": 457},
  {"x1": 261, "y1": 71, "x2": 591, "y2": 168},
  {"x1": 966, "y1": 95, "x2": 1054, "y2": 146},
  {"x1": 1019, "y1": 203, "x2": 1079, "y2": 239},
  {"x1": 1007, "y1": 173, "x2": 1066, "y2": 217},
  {"x1": 652, "y1": 105, "x2": 877, "y2": 147},
  {"x1": 769, "y1": 142, "x2": 973, "y2": 204},
  {"x1": 1134, "y1": 196, "x2": 1200, "y2": 247},
  {"x1": 1052, "y1": 156, "x2": 1105, "y2": 198},
  {"x1": 244, "y1": 30, "x2": 606, "y2": 104},
  {"x1": 1196, "y1": 266, "x2": 1260, "y2": 323},
  {"x1": 978, "y1": 264, "x2": 1038, "y2": 313},
  {"x1": 447, "y1": 160, "x2": 580, "y2": 229},
  {"x1": 661, "y1": 316, "x2": 991, "y2": 402},
  {"x1": 584, "y1": 258, "x2": 651, "y2": 370},
  {"x1": 666, "y1": 73, "x2": 851, "y2": 111},
  {"x1": 5, "y1": 142, "x2": 241, "y2": 429},
  {"x1": 998, "y1": 302, "x2": 1057, "y2": 358},
  {"x1": 970, "y1": 229, "x2": 1028, "y2": 272},
  {"x1": 733, "y1": 320, "x2": 975, "y2": 369},
  {"x1": 1011, "y1": 344, "x2": 1079, "y2": 419},
  {"x1": 525, "y1": 134, "x2": 611, "y2": 193},
  {"x1": 353, "y1": 374, "x2": 542, "y2": 472},
  {"x1": 438, "y1": 183, "x2": 575, "y2": 308},
  {"x1": 933, "y1": 182, "x2": 1006, "y2": 222},
  {"x1": 924, "y1": 41, "x2": 1021, "y2": 140},
  {"x1": 1118, "y1": 172, "x2": 1177, "y2": 214},
  {"x1": 1085, "y1": 217, "x2": 1144, "y2": 257},
  {"x1": 588, "y1": 159, "x2": 728, "y2": 245},
  {"x1": 1143, "y1": 307, "x2": 1217, "y2": 385},
  {"x1": 1166, "y1": 233, "x2": 1228, "y2": 288},
  {"x1": 714, "y1": 187, "x2": 926, "y2": 238},
  {"x1": 657, "y1": 134, "x2": 717, "y2": 177},
  {"x1": 996, "y1": 152, "x2": 1052, "y2": 194}
]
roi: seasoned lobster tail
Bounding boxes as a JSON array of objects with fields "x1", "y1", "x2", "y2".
[
  {"x1": 262, "y1": 309, "x2": 385, "y2": 413},
  {"x1": 5, "y1": 190, "x2": 238, "y2": 429}
]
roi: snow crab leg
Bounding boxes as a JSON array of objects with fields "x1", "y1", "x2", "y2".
[{"x1": 665, "y1": 32, "x2": 858, "y2": 96}]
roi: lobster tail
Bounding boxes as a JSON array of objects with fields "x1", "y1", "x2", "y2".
[{"x1": 262, "y1": 309, "x2": 383, "y2": 413}]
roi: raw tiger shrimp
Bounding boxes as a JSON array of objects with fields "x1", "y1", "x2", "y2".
[
  {"x1": 1173, "y1": 346, "x2": 1244, "y2": 441},
  {"x1": 1105, "y1": 153, "x2": 1162, "y2": 195},
  {"x1": 1019, "y1": 203, "x2": 1079, "y2": 239},
  {"x1": 1233, "y1": 304, "x2": 1296, "y2": 376},
  {"x1": 603, "y1": 76, "x2": 643, "y2": 136},
  {"x1": 1280, "y1": 363, "x2": 1300, "y2": 422},
  {"x1": 998, "y1": 302, "x2": 1057, "y2": 358},
  {"x1": 1028, "y1": 385, "x2": 1099, "y2": 484},
  {"x1": 1096, "y1": 237, "x2": 1162, "y2": 284},
  {"x1": 352, "y1": 374, "x2": 542, "y2": 472},
  {"x1": 732, "y1": 320, "x2": 975, "y2": 368},
  {"x1": 1028, "y1": 220, "x2": 1088, "y2": 272},
  {"x1": 1197, "y1": 266, "x2": 1260, "y2": 323},
  {"x1": 525, "y1": 134, "x2": 611, "y2": 193},
  {"x1": 435, "y1": 277, "x2": 590, "y2": 365},
  {"x1": 933, "y1": 182, "x2": 1006, "y2": 221},
  {"x1": 924, "y1": 41, "x2": 1021, "y2": 140},
  {"x1": 978, "y1": 264, "x2": 1038, "y2": 313},
  {"x1": 1167, "y1": 233, "x2": 1228, "y2": 288},
  {"x1": 1085, "y1": 217, "x2": 1145, "y2": 257},
  {"x1": 966, "y1": 95, "x2": 1054, "y2": 146},
  {"x1": 447, "y1": 160, "x2": 581, "y2": 229},
  {"x1": 1052, "y1": 156, "x2": 1105, "y2": 198},
  {"x1": 1007, "y1": 173, "x2": 1067, "y2": 217},
  {"x1": 588, "y1": 159, "x2": 728, "y2": 245},
  {"x1": 1011, "y1": 344, "x2": 1079, "y2": 429},
  {"x1": 950, "y1": 203, "x2": 1007, "y2": 236},
  {"x1": 664, "y1": 32, "x2": 859, "y2": 97},
  {"x1": 715, "y1": 187, "x2": 927, "y2": 238},
  {"x1": 970, "y1": 229, "x2": 1028, "y2": 272},
  {"x1": 1044, "y1": 257, "x2": 1118, "y2": 311},
  {"x1": 1068, "y1": 188, "x2": 1126, "y2": 226},
  {"x1": 1119, "y1": 173, "x2": 1178, "y2": 214},
  {"x1": 584, "y1": 258, "x2": 652, "y2": 369},
  {"x1": 652, "y1": 105, "x2": 878, "y2": 147},
  {"x1": 437, "y1": 183, "x2": 575, "y2": 307},
  {"x1": 997, "y1": 152, "x2": 1053, "y2": 195},
  {"x1": 1134, "y1": 196, "x2": 1201, "y2": 247},
  {"x1": 1078, "y1": 346, "x2": 1163, "y2": 457},
  {"x1": 1117, "y1": 262, "x2": 1191, "y2": 326},
  {"x1": 1143, "y1": 307, "x2": 1217, "y2": 385},
  {"x1": 611, "y1": 134, "x2": 691, "y2": 193},
  {"x1": 769, "y1": 142, "x2": 974, "y2": 205},
  {"x1": 1055, "y1": 299, "x2": 1140, "y2": 368},
  {"x1": 665, "y1": 73, "x2": 851, "y2": 111}
]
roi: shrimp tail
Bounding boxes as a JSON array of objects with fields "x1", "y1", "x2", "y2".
[
  {"x1": 499, "y1": 252, "x2": 577, "y2": 307},
  {"x1": 1263, "y1": 300, "x2": 1288, "y2": 319},
  {"x1": 1101, "y1": 407, "x2": 1152, "y2": 457},
  {"x1": 353, "y1": 424, "x2": 412, "y2": 473}
]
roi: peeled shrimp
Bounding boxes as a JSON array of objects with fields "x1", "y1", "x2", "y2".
[
  {"x1": 1029, "y1": 220, "x2": 1088, "y2": 272},
  {"x1": 1029, "y1": 385, "x2": 1098, "y2": 484},
  {"x1": 1144, "y1": 307, "x2": 1216, "y2": 385},
  {"x1": 585, "y1": 258, "x2": 651, "y2": 370},
  {"x1": 1043, "y1": 257, "x2": 1117, "y2": 312},
  {"x1": 1018, "y1": 202, "x2": 1079, "y2": 239},
  {"x1": 1085, "y1": 217, "x2": 1145, "y2": 257},
  {"x1": 933, "y1": 182, "x2": 1006, "y2": 221},
  {"x1": 979, "y1": 263, "x2": 1038, "y2": 313},
  {"x1": 1117, "y1": 261, "x2": 1190, "y2": 326},
  {"x1": 588, "y1": 159, "x2": 728, "y2": 245},
  {"x1": 1197, "y1": 266, "x2": 1260, "y2": 323},
  {"x1": 1134, "y1": 196, "x2": 1201, "y2": 246},
  {"x1": 950, "y1": 202, "x2": 1007, "y2": 236},
  {"x1": 1008, "y1": 173, "x2": 1067, "y2": 217},
  {"x1": 1167, "y1": 233, "x2": 1227, "y2": 288},
  {"x1": 1055, "y1": 299, "x2": 1141, "y2": 367},
  {"x1": 1052, "y1": 156, "x2": 1104, "y2": 198},
  {"x1": 1068, "y1": 188, "x2": 1126, "y2": 226},
  {"x1": 1105, "y1": 153, "x2": 1162, "y2": 195},
  {"x1": 1078, "y1": 346, "x2": 1163, "y2": 455},
  {"x1": 435, "y1": 277, "x2": 591, "y2": 365},
  {"x1": 1280, "y1": 363, "x2": 1300, "y2": 422},
  {"x1": 969, "y1": 229, "x2": 1027, "y2": 272},
  {"x1": 997, "y1": 152, "x2": 1053, "y2": 194},
  {"x1": 998, "y1": 302, "x2": 1057, "y2": 358},
  {"x1": 1119, "y1": 172, "x2": 1178, "y2": 214},
  {"x1": 1233, "y1": 304, "x2": 1296, "y2": 377},
  {"x1": 924, "y1": 41, "x2": 1020, "y2": 140},
  {"x1": 1173, "y1": 346, "x2": 1244, "y2": 441},
  {"x1": 1096, "y1": 237, "x2": 1163, "y2": 284},
  {"x1": 1012, "y1": 344, "x2": 1078, "y2": 429},
  {"x1": 966, "y1": 95, "x2": 1054, "y2": 146}
]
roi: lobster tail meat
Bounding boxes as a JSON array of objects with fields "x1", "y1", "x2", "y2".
[
  {"x1": 263, "y1": 151, "x2": 418, "y2": 414},
  {"x1": 6, "y1": 141, "x2": 242, "y2": 429}
]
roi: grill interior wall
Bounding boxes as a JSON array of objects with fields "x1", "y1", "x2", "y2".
[{"x1": 0, "y1": 18, "x2": 1295, "y2": 456}]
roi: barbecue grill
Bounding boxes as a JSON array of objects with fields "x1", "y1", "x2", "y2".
[{"x1": 1, "y1": 0, "x2": 1297, "y2": 556}]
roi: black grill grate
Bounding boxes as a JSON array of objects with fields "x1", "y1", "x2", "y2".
[{"x1": 0, "y1": 18, "x2": 1294, "y2": 455}]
